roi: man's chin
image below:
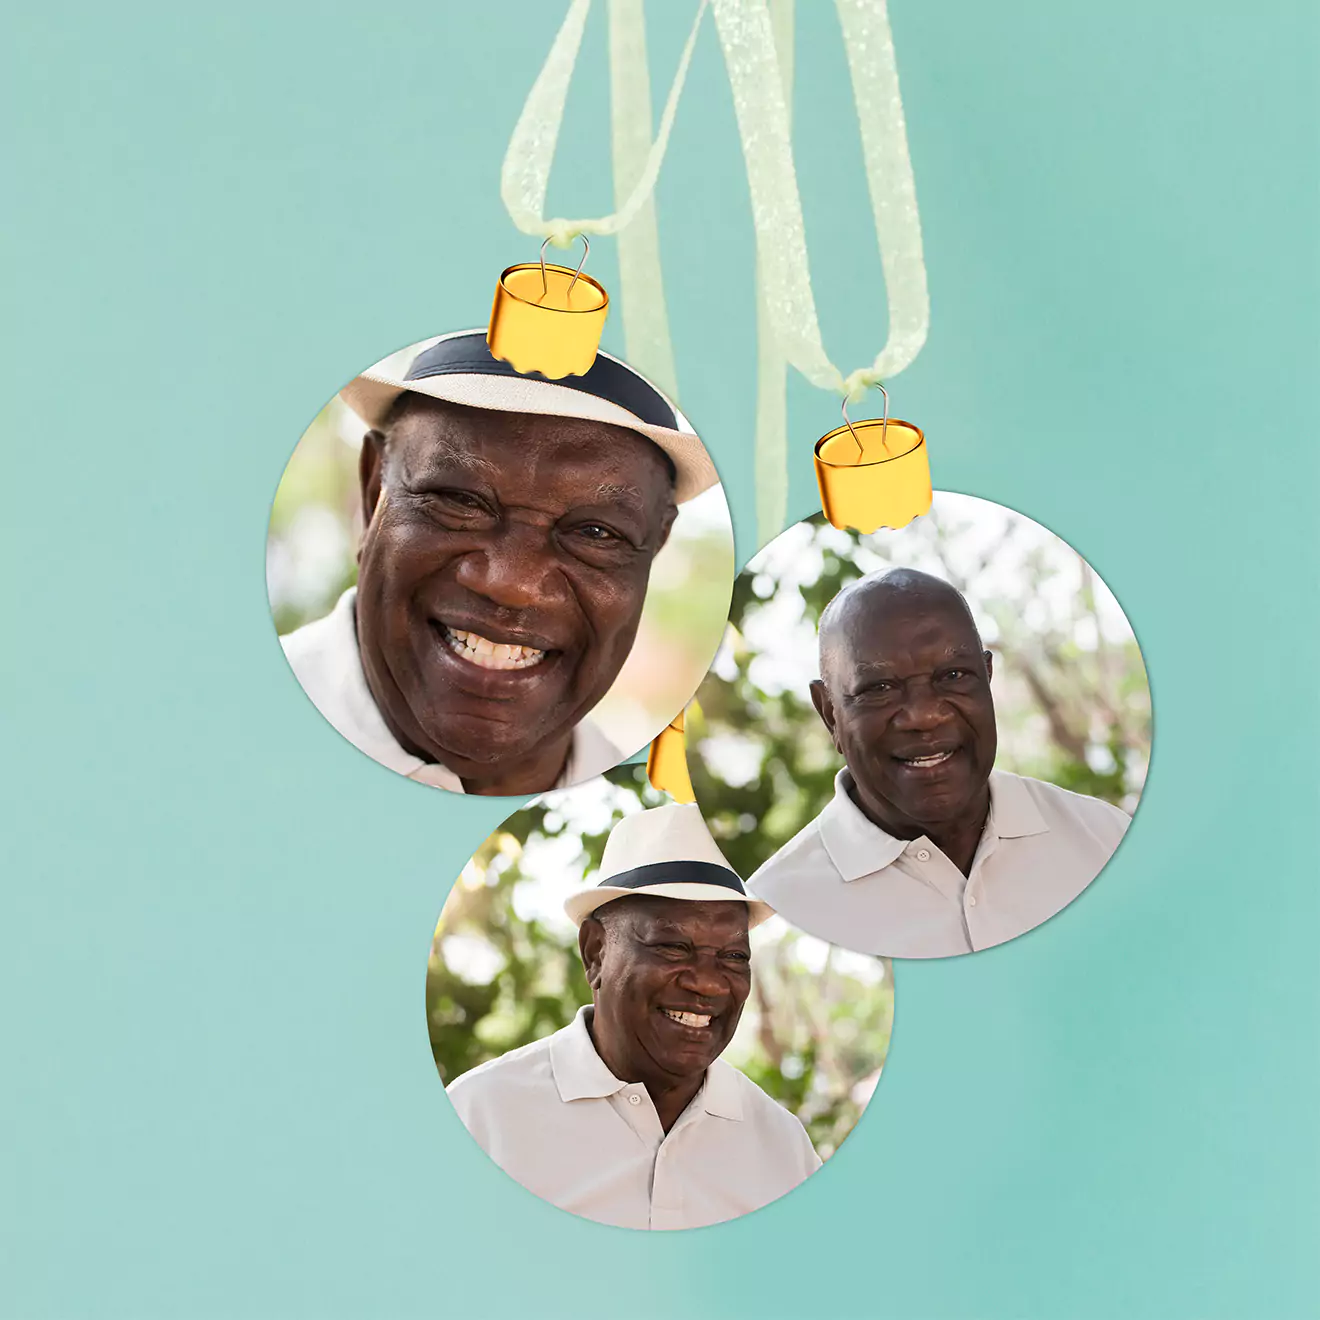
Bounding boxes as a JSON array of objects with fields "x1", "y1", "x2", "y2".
[
  {"x1": 417, "y1": 706, "x2": 576, "y2": 770},
  {"x1": 649, "y1": 1025, "x2": 731, "y2": 1075},
  {"x1": 654, "y1": 1050, "x2": 720, "y2": 1082},
  {"x1": 894, "y1": 790, "x2": 982, "y2": 830}
]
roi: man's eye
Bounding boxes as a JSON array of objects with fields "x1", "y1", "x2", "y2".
[
  {"x1": 436, "y1": 490, "x2": 486, "y2": 511},
  {"x1": 576, "y1": 523, "x2": 622, "y2": 542},
  {"x1": 722, "y1": 950, "x2": 751, "y2": 964},
  {"x1": 418, "y1": 488, "x2": 494, "y2": 519}
]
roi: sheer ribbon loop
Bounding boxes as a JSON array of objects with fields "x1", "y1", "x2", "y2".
[
  {"x1": 714, "y1": 0, "x2": 928, "y2": 540},
  {"x1": 501, "y1": 0, "x2": 709, "y2": 244}
]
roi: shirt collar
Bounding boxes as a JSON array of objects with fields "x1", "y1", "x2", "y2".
[
  {"x1": 549, "y1": 1007, "x2": 744, "y2": 1122},
  {"x1": 985, "y1": 770, "x2": 1050, "y2": 839},
  {"x1": 320, "y1": 588, "x2": 617, "y2": 793},
  {"x1": 322, "y1": 587, "x2": 440, "y2": 780},
  {"x1": 818, "y1": 770, "x2": 907, "y2": 881},
  {"x1": 550, "y1": 1008, "x2": 627, "y2": 1101},
  {"x1": 819, "y1": 767, "x2": 1051, "y2": 881},
  {"x1": 699, "y1": 1061, "x2": 745, "y2": 1122}
]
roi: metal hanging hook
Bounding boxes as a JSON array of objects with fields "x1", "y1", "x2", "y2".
[
  {"x1": 539, "y1": 234, "x2": 591, "y2": 300},
  {"x1": 841, "y1": 381, "x2": 889, "y2": 458}
]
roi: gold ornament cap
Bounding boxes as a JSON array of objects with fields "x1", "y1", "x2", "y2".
[
  {"x1": 646, "y1": 710, "x2": 694, "y2": 805},
  {"x1": 813, "y1": 385, "x2": 931, "y2": 533},
  {"x1": 487, "y1": 238, "x2": 608, "y2": 379}
]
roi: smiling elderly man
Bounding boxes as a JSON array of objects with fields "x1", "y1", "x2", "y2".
[
  {"x1": 279, "y1": 331, "x2": 719, "y2": 796},
  {"x1": 749, "y1": 568, "x2": 1132, "y2": 958},
  {"x1": 446, "y1": 803, "x2": 820, "y2": 1230}
]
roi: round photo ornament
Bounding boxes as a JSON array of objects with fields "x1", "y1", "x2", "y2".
[
  {"x1": 428, "y1": 764, "x2": 896, "y2": 1230},
  {"x1": 683, "y1": 499, "x2": 1151, "y2": 960}
]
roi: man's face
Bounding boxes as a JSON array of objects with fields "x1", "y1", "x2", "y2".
[
  {"x1": 812, "y1": 595, "x2": 997, "y2": 834},
  {"x1": 354, "y1": 398, "x2": 676, "y2": 787},
  {"x1": 582, "y1": 897, "x2": 751, "y2": 1086}
]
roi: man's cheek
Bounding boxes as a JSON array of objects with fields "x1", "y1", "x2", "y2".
[
  {"x1": 843, "y1": 720, "x2": 876, "y2": 763},
  {"x1": 382, "y1": 518, "x2": 439, "y2": 562},
  {"x1": 359, "y1": 518, "x2": 404, "y2": 580},
  {"x1": 569, "y1": 576, "x2": 640, "y2": 645}
]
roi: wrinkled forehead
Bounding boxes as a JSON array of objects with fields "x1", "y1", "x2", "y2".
[
  {"x1": 834, "y1": 589, "x2": 982, "y2": 667},
  {"x1": 390, "y1": 398, "x2": 675, "y2": 498}
]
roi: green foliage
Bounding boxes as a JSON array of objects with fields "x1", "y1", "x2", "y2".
[
  {"x1": 427, "y1": 833, "x2": 592, "y2": 1084},
  {"x1": 267, "y1": 404, "x2": 363, "y2": 635},
  {"x1": 732, "y1": 928, "x2": 892, "y2": 1156}
]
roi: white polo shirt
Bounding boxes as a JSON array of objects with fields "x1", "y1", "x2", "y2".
[
  {"x1": 279, "y1": 589, "x2": 622, "y2": 793},
  {"x1": 749, "y1": 769, "x2": 1131, "y2": 958},
  {"x1": 446, "y1": 1007, "x2": 821, "y2": 1230}
]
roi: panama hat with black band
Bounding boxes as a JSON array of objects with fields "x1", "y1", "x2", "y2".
[
  {"x1": 339, "y1": 330, "x2": 718, "y2": 505},
  {"x1": 564, "y1": 803, "x2": 774, "y2": 928}
]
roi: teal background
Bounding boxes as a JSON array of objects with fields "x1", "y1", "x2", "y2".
[{"x1": 3, "y1": 2, "x2": 1317, "y2": 1317}]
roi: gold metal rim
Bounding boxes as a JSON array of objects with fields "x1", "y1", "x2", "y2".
[
  {"x1": 815, "y1": 423, "x2": 924, "y2": 470},
  {"x1": 497, "y1": 263, "x2": 609, "y2": 314}
]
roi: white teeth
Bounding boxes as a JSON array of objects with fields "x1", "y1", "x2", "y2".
[
  {"x1": 663, "y1": 1010, "x2": 712, "y2": 1028},
  {"x1": 902, "y1": 751, "x2": 954, "y2": 766},
  {"x1": 444, "y1": 627, "x2": 546, "y2": 671}
]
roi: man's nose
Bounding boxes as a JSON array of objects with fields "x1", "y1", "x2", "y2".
[
  {"x1": 892, "y1": 680, "x2": 950, "y2": 731},
  {"x1": 452, "y1": 524, "x2": 562, "y2": 610},
  {"x1": 677, "y1": 953, "x2": 732, "y2": 1001}
]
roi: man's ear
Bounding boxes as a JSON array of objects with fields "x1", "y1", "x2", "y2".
[
  {"x1": 578, "y1": 917, "x2": 606, "y2": 990},
  {"x1": 810, "y1": 679, "x2": 841, "y2": 751},
  {"x1": 983, "y1": 649, "x2": 994, "y2": 683},
  {"x1": 358, "y1": 430, "x2": 387, "y2": 532}
]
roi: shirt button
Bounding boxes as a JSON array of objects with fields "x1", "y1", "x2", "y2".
[
  {"x1": 968, "y1": 895, "x2": 978, "y2": 908},
  {"x1": 915, "y1": 848, "x2": 931, "y2": 862},
  {"x1": 627, "y1": 1093, "x2": 641, "y2": 1106}
]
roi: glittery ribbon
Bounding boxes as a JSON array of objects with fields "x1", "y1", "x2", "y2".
[
  {"x1": 753, "y1": 0, "x2": 795, "y2": 543},
  {"x1": 607, "y1": 0, "x2": 679, "y2": 401},
  {"x1": 501, "y1": 0, "x2": 709, "y2": 251},
  {"x1": 714, "y1": 0, "x2": 928, "y2": 542},
  {"x1": 712, "y1": 0, "x2": 928, "y2": 397}
]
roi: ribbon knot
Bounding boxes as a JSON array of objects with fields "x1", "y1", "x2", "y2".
[
  {"x1": 842, "y1": 368, "x2": 884, "y2": 404},
  {"x1": 544, "y1": 221, "x2": 581, "y2": 250}
]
